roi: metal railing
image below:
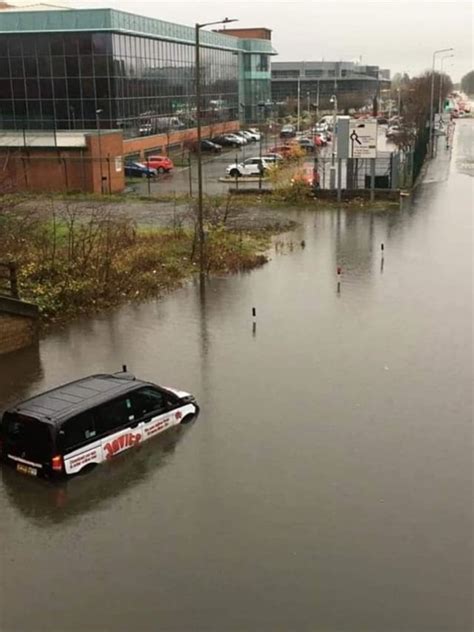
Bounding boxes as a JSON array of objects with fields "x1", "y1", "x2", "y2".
[{"x1": 0, "y1": 262, "x2": 19, "y2": 299}]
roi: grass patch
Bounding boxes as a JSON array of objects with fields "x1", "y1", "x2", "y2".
[{"x1": 1, "y1": 203, "x2": 272, "y2": 325}]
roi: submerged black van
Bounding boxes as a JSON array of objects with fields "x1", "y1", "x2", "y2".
[{"x1": 0, "y1": 371, "x2": 198, "y2": 478}]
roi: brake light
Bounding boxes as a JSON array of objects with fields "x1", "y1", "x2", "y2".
[{"x1": 51, "y1": 455, "x2": 63, "y2": 472}]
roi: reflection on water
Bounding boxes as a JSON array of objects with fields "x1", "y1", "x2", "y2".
[
  {"x1": 0, "y1": 343, "x2": 43, "y2": 407},
  {"x1": 2, "y1": 424, "x2": 192, "y2": 527}
]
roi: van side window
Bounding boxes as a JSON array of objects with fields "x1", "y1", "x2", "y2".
[
  {"x1": 61, "y1": 412, "x2": 96, "y2": 452},
  {"x1": 95, "y1": 397, "x2": 134, "y2": 435},
  {"x1": 131, "y1": 387, "x2": 167, "y2": 418}
]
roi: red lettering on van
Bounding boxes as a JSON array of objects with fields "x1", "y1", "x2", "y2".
[{"x1": 104, "y1": 433, "x2": 141, "y2": 459}]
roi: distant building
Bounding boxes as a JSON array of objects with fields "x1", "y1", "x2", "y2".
[
  {"x1": 271, "y1": 61, "x2": 391, "y2": 112},
  {"x1": 0, "y1": 7, "x2": 277, "y2": 193}
]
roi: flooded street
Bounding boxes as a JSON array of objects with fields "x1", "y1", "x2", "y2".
[{"x1": 0, "y1": 121, "x2": 472, "y2": 631}]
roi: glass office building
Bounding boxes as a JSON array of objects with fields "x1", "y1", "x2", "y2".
[{"x1": 0, "y1": 8, "x2": 276, "y2": 138}]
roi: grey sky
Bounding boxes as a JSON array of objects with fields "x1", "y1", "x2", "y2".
[{"x1": 75, "y1": 0, "x2": 472, "y2": 81}]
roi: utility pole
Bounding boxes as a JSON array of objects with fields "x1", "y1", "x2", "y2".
[
  {"x1": 96, "y1": 108, "x2": 104, "y2": 194},
  {"x1": 296, "y1": 74, "x2": 301, "y2": 133},
  {"x1": 330, "y1": 94, "x2": 337, "y2": 189},
  {"x1": 429, "y1": 47, "x2": 453, "y2": 158},
  {"x1": 195, "y1": 17, "x2": 237, "y2": 279}
]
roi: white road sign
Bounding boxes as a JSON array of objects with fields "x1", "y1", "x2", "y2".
[{"x1": 349, "y1": 120, "x2": 377, "y2": 158}]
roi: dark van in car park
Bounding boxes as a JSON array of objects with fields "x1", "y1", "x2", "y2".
[{"x1": 0, "y1": 369, "x2": 198, "y2": 479}]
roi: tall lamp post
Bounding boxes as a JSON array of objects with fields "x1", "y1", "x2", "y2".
[
  {"x1": 95, "y1": 108, "x2": 104, "y2": 194},
  {"x1": 438, "y1": 53, "x2": 454, "y2": 117},
  {"x1": 429, "y1": 47, "x2": 453, "y2": 158},
  {"x1": 195, "y1": 17, "x2": 237, "y2": 279},
  {"x1": 329, "y1": 94, "x2": 337, "y2": 189}
]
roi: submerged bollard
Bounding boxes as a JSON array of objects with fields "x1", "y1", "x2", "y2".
[
  {"x1": 252, "y1": 307, "x2": 256, "y2": 320},
  {"x1": 337, "y1": 266, "x2": 342, "y2": 293}
]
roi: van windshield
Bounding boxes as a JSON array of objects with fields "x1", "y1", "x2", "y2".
[{"x1": 2, "y1": 412, "x2": 53, "y2": 461}]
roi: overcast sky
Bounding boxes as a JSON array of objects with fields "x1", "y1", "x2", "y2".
[{"x1": 75, "y1": 0, "x2": 472, "y2": 81}]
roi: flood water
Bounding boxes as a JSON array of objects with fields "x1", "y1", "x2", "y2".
[{"x1": 0, "y1": 121, "x2": 472, "y2": 632}]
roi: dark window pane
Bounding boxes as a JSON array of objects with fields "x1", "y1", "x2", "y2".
[
  {"x1": 81, "y1": 78, "x2": 95, "y2": 98},
  {"x1": 35, "y1": 35, "x2": 50, "y2": 55},
  {"x1": 53, "y1": 78, "x2": 67, "y2": 98},
  {"x1": 65, "y1": 56, "x2": 79, "y2": 77},
  {"x1": 12, "y1": 78, "x2": 26, "y2": 99},
  {"x1": 0, "y1": 79, "x2": 11, "y2": 98},
  {"x1": 80, "y1": 56, "x2": 93, "y2": 77},
  {"x1": 63, "y1": 35, "x2": 78, "y2": 56},
  {"x1": 95, "y1": 77, "x2": 109, "y2": 98},
  {"x1": 9, "y1": 58, "x2": 23, "y2": 77},
  {"x1": 21, "y1": 37, "x2": 37, "y2": 56},
  {"x1": 131, "y1": 387, "x2": 168, "y2": 418},
  {"x1": 61, "y1": 412, "x2": 96, "y2": 451},
  {"x1": 95, "y1": 397, "x2": 135, "y2": 435},
  {"x1": 93, "y1": 55, "x2": 109, "y2": 76},
  {"x1": 0, "y1": 39, "x2": 7, "y2": 56},
  {"x1": 23, "y1": 57, "x2": 38, "y2": 77},
  {"x1": 27, "y1": 100, "x2": 42, "y2": 122},
  {"x1": 39, "y1": 79, "x2": 53, "y2": 99},
  {"x1": 67, "y1": 78, "x2": 81, "y2": 98},
  {"x1": 50, "y1": 35, "x2": 64, "y2": 56},
  {"x1": 77, "y1": 34, "x2": 92, "y2": 55},
  {"x1": 0, "y1": 57, "x2": 9, "y2": 78},
  {"x1": 26, "y1": 78, "x2": 39, "y2": 98},
  {"x1": 37, "y1": 56, "x2": 52, "y2": 77},
  {"x1": 52, "y1": 57, "x2": 65, "y2": 77},
  {"x1": 8, "y1": 37, "x2": 22, "y2": 56},
  {"x1": 92, "y1": 33, "x2": 111, "y2": 55}
]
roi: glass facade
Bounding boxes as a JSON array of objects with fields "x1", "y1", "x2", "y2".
[{"x1": 0, "y1": 31, "x2": 239, "y2": 138}]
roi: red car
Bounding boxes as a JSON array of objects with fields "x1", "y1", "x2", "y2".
[{"x1": 145, "y1": 155, "x2": 174, "y2": 173}]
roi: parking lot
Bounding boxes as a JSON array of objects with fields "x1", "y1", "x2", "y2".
[{"x1": 127, "y1": 125, "x2": 395, "y2": 197}]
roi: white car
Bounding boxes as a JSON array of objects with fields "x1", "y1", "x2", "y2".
[
  {"x1": 226, "y1": 157, "x2": 272, "y2": 177},
  {"x1": 245, "y1": 129, "x2": 262, "y2": 142},
  {"x1": 225, "y1": 133, "x2": 246, "y2": 146}
]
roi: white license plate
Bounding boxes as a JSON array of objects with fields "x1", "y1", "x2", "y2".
[{"x1": 16, "y1": 463, "x2": 37, "y2": 477}]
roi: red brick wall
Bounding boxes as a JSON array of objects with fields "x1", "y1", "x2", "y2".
[
  {"x1": 0, "y1": 313, "x2": 38, "y2": 355},
  {"x1": 0, "y1": 130, "x2": 125, "y2": 194}
]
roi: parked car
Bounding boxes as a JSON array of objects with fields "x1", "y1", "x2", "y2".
[
  {"x1": 297, "y1": 138, "x2": 315, "y2": 153},
  {"x1": 212, "y1": 134, "x2": 244, "y2": 147},
  {"x1": 195, "y1": 140, "x2": 223, "y2": 153},
  {"x1": 313, "y1": 132, "x2": 329, "y2": 146},
  {"x1": 235, "y1": 131, "x2": 253, "y2": 143},
  {"x1": 124, "y1": 162, "x2": 158, "y2": 178},
  {"x1": 145, "y1": 155, "x2": 174, "y2": 173},
  {"x1": 224, "y1": 133, "x2": 247, "y2": 145},
  {"x1": 0, "y1": 367, "x2": 199, "y2": 479},
  {"x1": 261, "y1": 153, "x2": 283, "y2": 163},
  {"x1": 247, "y1": 127, "x2": 262, "y2": 140},
  {"x1": 280, "y1": 124, "x2": 296, "y2": 138},
  {"x1": 269, "y1": 144, "x2": 299, "y2": 158},
  {"x1": 226, "y1": 157, "x2": 272, "y2": 177},
  {"x1": 386, "y1": 125, "x2": 401, "y2": 139},
  {"x1": 242, "y1": 129, "x2": 261, "y2": 142},
  {"x1": 312, "y1": 123, "x2": 329, "y2": 134},
  {"x1": 291, "y1": 164, "x2": 316, "y2": 188}
]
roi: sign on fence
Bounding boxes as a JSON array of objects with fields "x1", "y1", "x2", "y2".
[{"x1": 349, "y1": 120, "x2": 378, "y2": 158}]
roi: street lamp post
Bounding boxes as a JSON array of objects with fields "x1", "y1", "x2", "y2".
[
  {"x1": 330, "y1": 94, "x2": 337, "y2": 189},
  {"x1": 438, "y1": 54, "x2": 454, "y2": 118},
  {"x1": 296, "y1": 74, "x2": 301, "y2": 133},
  {"x1": 95, "y1": 108, "x2": 104, "y2": 194},
  {"x1": 195, "y1": 17, "x2": 237, "y2": 279},
  {"x1": 429, "y1": 47, "x2": 453, "y2": 158}
]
